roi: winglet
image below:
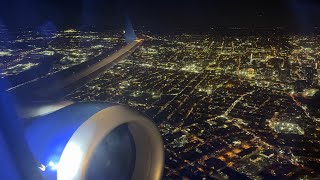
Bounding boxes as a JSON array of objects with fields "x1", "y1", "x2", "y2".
[{"x1": 125, "y1": 17, "x2": 137, "y2": 43}]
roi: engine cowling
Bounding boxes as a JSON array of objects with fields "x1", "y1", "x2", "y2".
[{"x1": 25, "y1": 102, "x2": 164, "y2": 180}]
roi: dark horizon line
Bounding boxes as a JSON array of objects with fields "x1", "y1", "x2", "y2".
[{"x1": 1, "y1": 24, "x2": 320, "y2": 35}]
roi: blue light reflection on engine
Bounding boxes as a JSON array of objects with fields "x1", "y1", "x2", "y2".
[{"x1": 25, "y1": 102, "x2": 113, "y2": 179}]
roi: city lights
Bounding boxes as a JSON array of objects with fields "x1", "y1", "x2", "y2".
[{"x1": 1, "y1": 26, "x2": 319, "y2": 179}]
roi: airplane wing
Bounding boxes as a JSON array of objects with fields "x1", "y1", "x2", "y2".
[
  {"x1": 0, "y1": 37, "x2": 164, "y2": 180},
  {"x1": 8, "y1": 39, "x2": 143, "y2": 103}
]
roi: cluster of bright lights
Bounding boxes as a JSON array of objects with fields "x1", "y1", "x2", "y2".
[{"x1": 181, "y1": 64, "x2": 201, "y2": 73}]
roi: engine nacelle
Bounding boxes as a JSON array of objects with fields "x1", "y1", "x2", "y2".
[{"x1": 25, "y1": 102, "x2": 164, "y2": 180}]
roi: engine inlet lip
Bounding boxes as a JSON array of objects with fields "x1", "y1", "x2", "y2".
[{"x1": 57, "y1": 105, "x2": 164, "y2": 180}]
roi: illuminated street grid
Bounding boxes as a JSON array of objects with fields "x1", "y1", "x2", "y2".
[
  {"x1": 0, "y1": 27, "x2": 123, "y2": 76},
  {"x1": 1, "y1": 27, "x2": 320, "y2": 179},
  {"x1": 69, "y1": 31, "x2": 320, "y2": 179}
]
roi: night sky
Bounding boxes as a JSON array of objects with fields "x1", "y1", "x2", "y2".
[{"x1": 0, "y1": 0, "x2": 320, "y2": 31}]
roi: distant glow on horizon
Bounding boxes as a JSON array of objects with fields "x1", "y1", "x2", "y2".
[{"x1": 64, "y1": 29, "x2": 77, "y2": 33}]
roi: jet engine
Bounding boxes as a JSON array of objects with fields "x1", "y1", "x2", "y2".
[{"x1": 24, "y1": 102, "x2": 164, "y2": 180}]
